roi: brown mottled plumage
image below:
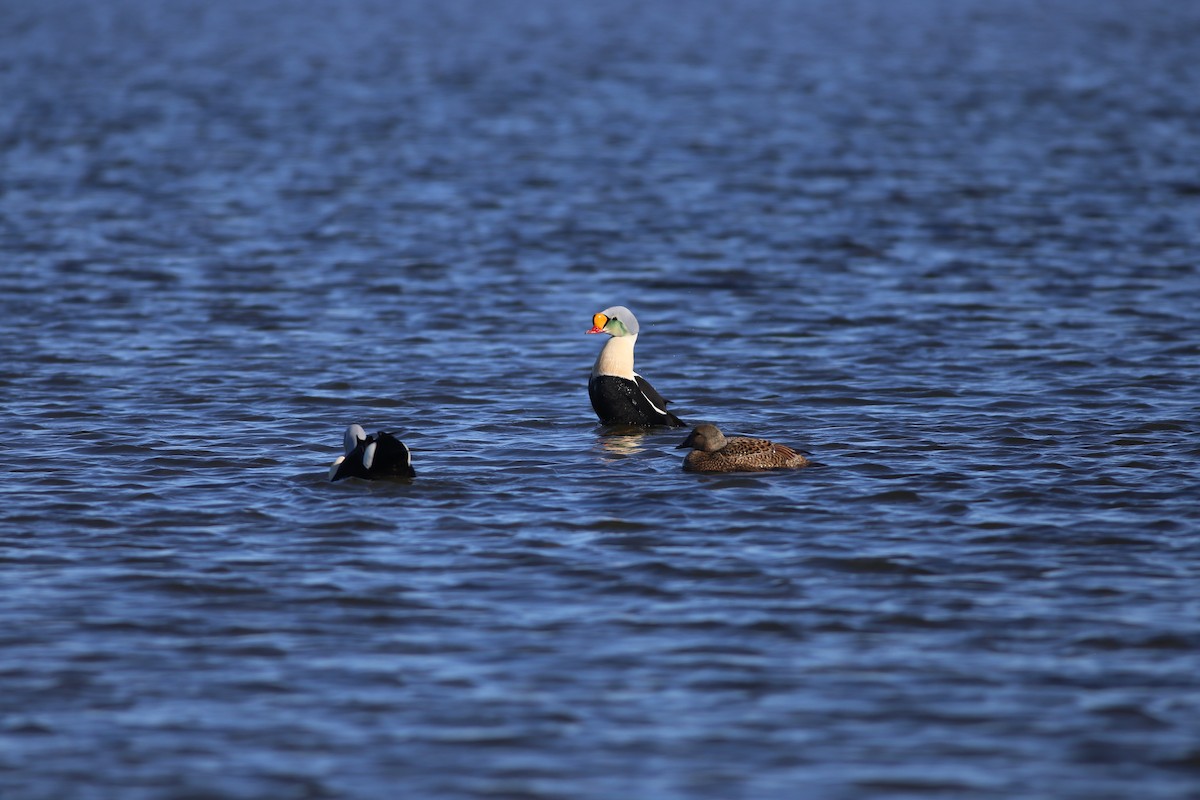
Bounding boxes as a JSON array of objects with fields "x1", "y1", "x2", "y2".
[{"x1": 677, "y1": 424, "x2": 810, "y2": 473}]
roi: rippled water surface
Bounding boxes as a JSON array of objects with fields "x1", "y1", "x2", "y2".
[{"x1": 3, "y1": 0, "x2": 1200, "y2": 797}]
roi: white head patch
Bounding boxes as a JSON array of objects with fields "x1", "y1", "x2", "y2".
[{"x1": 344, "y1": 424, "x2": 367, "y2": 454}]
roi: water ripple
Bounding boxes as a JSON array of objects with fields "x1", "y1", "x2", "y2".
[{"x1": 2, "y1": 0, "x2": 1200, "y2": 798}]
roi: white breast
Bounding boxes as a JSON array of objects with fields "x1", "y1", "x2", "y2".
[{"x1": 592, "y1": 334, "x2": 637, "y2": 379}]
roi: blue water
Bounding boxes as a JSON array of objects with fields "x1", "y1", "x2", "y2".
[{"x1": 3, "y1": 0, "x2": 1200, "y2": 797}]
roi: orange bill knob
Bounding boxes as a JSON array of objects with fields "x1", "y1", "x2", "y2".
[{"x1": 587, "y1": 312, "x2": 608, "y2": 334}]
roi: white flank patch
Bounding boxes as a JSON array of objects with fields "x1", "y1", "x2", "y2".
[
  {"x1": 362, "y1": 441, "x2": 377, "y2": 470},
  {"x1": 328, "y1": 455, "x2": 345, "y2": 480}
]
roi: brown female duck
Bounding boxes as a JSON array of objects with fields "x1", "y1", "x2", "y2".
[{"x1": 677, "y1": 423, "x2": 810, "y2": 473}]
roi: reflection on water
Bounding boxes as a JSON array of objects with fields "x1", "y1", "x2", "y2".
[{"x1": 593, "y1": 425, "x2": 661, "y2": 460}]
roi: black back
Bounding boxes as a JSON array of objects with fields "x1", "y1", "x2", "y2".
[{"x1": 588, "y1": 375, "x2": 684, "y2": 427}]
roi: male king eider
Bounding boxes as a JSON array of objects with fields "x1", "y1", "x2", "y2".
[
  {"x1": 677, "y1": 423, "x2": 810, "y2": 473},
  {"x1": 329, "y1": 424, "x2": 416, "y2": 481},
  {"x1": 587, "y1": 305, "x2": 685, "y2": 428}
]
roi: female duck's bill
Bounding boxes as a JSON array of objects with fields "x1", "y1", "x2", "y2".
[
  {"x1": 329, "y1": 424, "x2": 415, "y2": 481},
  {"x1": 586, "y1": 305, "x2": 685, "y2": 428},
  {"x1": 677, "y1": 423, "x2": 810, "y2": 473}
]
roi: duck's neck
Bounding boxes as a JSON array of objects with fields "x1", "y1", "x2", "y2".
[{"x1": 592, "y1": 334, "x2": 637, "y2": 379}]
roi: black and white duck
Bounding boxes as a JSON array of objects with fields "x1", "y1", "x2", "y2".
[
  {"x1": 677, "y1": 423, "x2": 809, "y2": 473},
  {"x1": 329, "y1": 424, "x2": 415, "y2": 481},
  {"x1": 586, "y1": 305, "x2": 685, "y2": 428}
]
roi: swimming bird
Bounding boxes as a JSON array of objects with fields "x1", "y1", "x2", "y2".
[
  {"x1": 677, "y1": 423, "x2": 809, "y2": 473},
  {"x1": 329, "y1": 424, "x2": 415, "y2": 481},
  {"x1": 587, "y1": 305, "x2": 685, "y2": 427}
]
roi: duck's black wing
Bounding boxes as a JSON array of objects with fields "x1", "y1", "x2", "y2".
[
  {"x1": 368, "y1": 432, "x2": 415, "y2": 478},
  {"x1": 634, "y1": 373, "x2": 684, "y2": 427}
]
